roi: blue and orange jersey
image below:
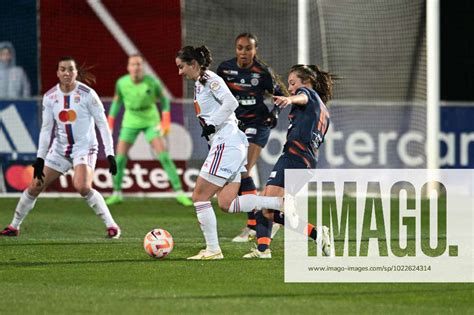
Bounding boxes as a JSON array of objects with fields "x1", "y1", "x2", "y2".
[
  {"x1": 284, "y1": 87, "x2": 330, "y2": 168},
  {"x1": 217, "y1": 58, "x2": 281, "y2": 126}
]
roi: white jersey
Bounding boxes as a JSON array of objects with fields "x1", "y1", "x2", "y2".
[
  {"x1": 37, "y1": 82, "x2": 114, "y2": 159},
  {"x1": 194, "y1": 70, "x2": 244, "y2": 147}
]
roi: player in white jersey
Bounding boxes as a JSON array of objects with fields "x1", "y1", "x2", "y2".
[
  {"x1": 0, "y1": 56, "x2": 121, "y2": 239},
  {"x1": 176, "y1": 45, "x2": 249, "y2": 260}
]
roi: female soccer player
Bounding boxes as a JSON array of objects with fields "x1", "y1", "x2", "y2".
[
  {"x1": 217, "y1": 33, "x2": 288, "y2": 242},
  {"x1": 0, "y1": 57, "x2": 121, "y2": 238},
  {"x1": 106, "y1": 54, "x2": 192, "y2": 207},
  {"x1": 228, "y1": 64, "x2": 336, "y2": 258},
  {"x1": 176, "y1": 45, "x2": 249, "y2": 260}
]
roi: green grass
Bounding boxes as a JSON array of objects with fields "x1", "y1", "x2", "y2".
[{"x1": 0, "y1": 198, "x2": 472, "y2": 314}]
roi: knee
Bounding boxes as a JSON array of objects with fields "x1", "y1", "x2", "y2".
[
  {"x1": 74, "y1": 182, "x2": 91, "y2": 197},
  {"x1": 191, "y1": 191, "x2": 206, "y2": 204},
  {"x1": 28, "y1": 180, "x2": 45, "y2": 197},
  {"x1": 262, "y1": 209, "x2": 274, "y2": 220},
  {"x1": 217, "y1": 198, "x2": 231, "y2": 213}
]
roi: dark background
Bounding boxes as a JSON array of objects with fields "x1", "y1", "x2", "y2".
[
  {"x1": 0, "y1": 0, "x2": 472, "y2": 101},
  {"x1": 441, "y1": 0, "x2": 474, "y2": 101}
]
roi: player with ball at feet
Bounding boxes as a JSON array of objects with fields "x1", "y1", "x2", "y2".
[
  {"x1": 0, "y1": 56, "x2": 121, "y2": 239},
  {"x1": 176, "y1": 45, "x2": 250, "y2": 260}
]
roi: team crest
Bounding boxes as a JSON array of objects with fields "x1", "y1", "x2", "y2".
[
  {"x1": 250, "y1": 78, "x2": 259, "y2": 86},
  {"x1": 74, "y1": 95, "x2": 80, "y2": 103},
  {"x1": 210, "y1": 81, "x2": 221, "y2": 91}
]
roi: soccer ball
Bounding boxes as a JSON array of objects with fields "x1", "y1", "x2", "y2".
[{"x1": 143, "y1": 228, "x2": 174, "y2": 259}]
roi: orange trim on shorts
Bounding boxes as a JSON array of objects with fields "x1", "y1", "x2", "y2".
[
  {"x1": 257, "y1": 237, "x2": 271, "y2": 245},
  {"x1": 242, "y1": 190, "x2": 257, "y2": 195},
  {"x1": 307, "y1": 223, "x2": 315, "y2": 236},
  {"x1": 247, "y1": 219, "x2": 257, "y2": 226}
]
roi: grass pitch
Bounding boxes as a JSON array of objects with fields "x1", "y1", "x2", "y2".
[{"x1": 0, "y1": 197, "x2": 472, "y2": 314}]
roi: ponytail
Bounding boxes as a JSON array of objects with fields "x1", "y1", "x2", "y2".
[
  {"x1": 176, "y1": 45, "x2": 213, "y2": 84},
  {"x1": 57, "y1": 56, "x2": 96, "y2": 85},
  {"x1": 289, "y1": 64, "x2": 336, "y2": 103}
]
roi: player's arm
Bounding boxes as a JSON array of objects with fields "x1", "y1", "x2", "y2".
[
  {"x1": 34, "y1": 97, "x2": 54, "y2": 182},
  {"x1": 273, "y1": 89, "x2": 309, "y2": 109},
  {"x1": 207, "y1": 79, "x2": 239, "y2": 127},
  {"x1": 107, "y1": 81, "x2": 123, "y2": 132},
  {"x1": 89, "y1": 91, "x2": 115, "y2": 158},
  {"x1": 155, "y1": 78, "x2": 171, "y2": 136},
  {"x1": 37, "y1": 98, "x2": 54, "y2": 160}
]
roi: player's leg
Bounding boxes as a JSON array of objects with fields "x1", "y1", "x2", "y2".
[
  {"x1": 187, "y1": 173, "x2": 224, "y2": 260},
  {"x1": 266, "y1": 209, "x2": 333, "y2": 256},
  {"x1": 74, "y1": 154, "x2": 120, "y2": 238},
  {"x1": 1, "y1": 165, "x2": 62, "y2": 236},
  {"x1": 242, "y1": 184, "x2": 283, "y2": 258},
  {"x1": 106, "y1": 127, "x2": 138, "y2": 205},
  {"x1": 147, "y1": 127, "x2": 192, "y2": 207},
  {"x1": 232, "y1": 125, "x2": 269, "y2": 242}
]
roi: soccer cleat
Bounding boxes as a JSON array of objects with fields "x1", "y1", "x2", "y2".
[
  {"x1": 187, "y1": 249, "x2": 224, "y2": 260},
  {"x1": 231, "y1": 227, "x2": 256, "y2": 242},
  {"x1": 284, "y1": 194, "x2": 299, "y2": 229},
  {"x1": 315, "y1": 226, "x2": 334, "y2": 257},
  {"x1": 107, "y1": 226, "x2": 121, "y2": 239},
  {"x1": 0, "y1": 225, "x2": 19, "y2": 237},
  {"x1": 270, "y1": 223, "x2": 281, "y2": 239},
  {"x1": 243, "y1": 248, "x2": 272, "y2": 259},
  {"x1": 105, "y1": 194, "x2": 123, "y2": 206},
  {"x1": 176, "y1": 193, "x2": 193, "y2": 207}
]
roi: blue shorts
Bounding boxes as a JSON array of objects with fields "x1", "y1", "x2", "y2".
[
  {"x1": 266, "y1": 154, "x2": 309, "y2": 188},
  {"x1": 243, "y1": 125, "x2": 271, "y2": 148}
]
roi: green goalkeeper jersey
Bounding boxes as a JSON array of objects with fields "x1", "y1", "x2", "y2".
[{"x1": 109, "y1": 74, "x2": 170, "y2": 129}]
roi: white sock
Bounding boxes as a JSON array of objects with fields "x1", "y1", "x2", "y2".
[
  {"x1": 85, "y1": 189, "x2": 117, "y2": 228},
  {"x1": 10, "y1": 190, "x2": 37, "y2": 229},
  {"x1": 194, "y1": 201, "x2": 220, "y2": 252},
  {"x1": 228, "y1": 195, "x2": 283, "y2": 213}
]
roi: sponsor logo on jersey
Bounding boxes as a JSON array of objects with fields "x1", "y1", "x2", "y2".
[
  {"x1": 251, "y1": 73, "x2": 261, "y2": 79},
  {"x1": 223, "y1": 69, "x2": 238, "y2": 75},
  {"x1": 240, "y1": 79, "x2": 245, "y2": 84},
  {"x1": 250, "y1": 78, "x2": 259, "y2": 86},
  {"x1": 58, "y1": 109, "x2": 77, "y2": 123},
  {"x1": 245, "y1": 128, "x2": 257, "y2": 135},
  {"x1": 226, "y1": 76, "x2": 235, "y2": 81}
]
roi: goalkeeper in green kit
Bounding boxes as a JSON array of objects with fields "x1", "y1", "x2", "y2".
[{"x1": 106, "y1": 54, "x2": 192, "y2": 206}]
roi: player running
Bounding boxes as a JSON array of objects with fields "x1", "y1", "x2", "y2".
[
  {"x1": 227, "y1": 64, "x2": 336, "y2": 258},
  {"x1": 0, "y1": 56, "x2": 121, "y2": 238},
  {"x1": 176, "y1": 45, "x2": 249, "y2": 260},
  {"x1": 106, "y1": 54, "x2": 192, "y2": 207},
  {"x1": 217, "y1": 33, "x2": 287, "y2": 243}
]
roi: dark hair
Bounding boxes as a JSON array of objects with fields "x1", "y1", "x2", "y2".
[
  {"x1": 176, "y1": 45, "x2": 213, "y2": 84},
  {"x1": 289, "y1": 65, "x2": 335, "y2": 103},
  {"x1": 235, "y1": 32, "x2": 289, "y2": 96},
  {"x1": 58, "y1": 56, "x2": 96, "y2": 85}
]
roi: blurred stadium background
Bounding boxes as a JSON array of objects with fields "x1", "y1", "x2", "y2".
[{"x1": 0, "y1": 0, "x2": 473, "y2": 195}]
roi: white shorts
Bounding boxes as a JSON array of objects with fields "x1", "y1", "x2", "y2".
[
  {"x1": 44, "y1": 149, "x2": 97, "y2": 174},
  {"x1": 200, "y1": 140, "x2": 247, "y2": 186},
  {"x1": 199, "y1": 171, "x2": 241, "y2": 187}
]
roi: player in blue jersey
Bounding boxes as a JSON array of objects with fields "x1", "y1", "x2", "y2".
[
  {"x1": 217, "y1": 33, "x2": 288, "y2": 243},
  {"x1": 227, "y1": 64, "x2": 336, "y2": 258}
]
